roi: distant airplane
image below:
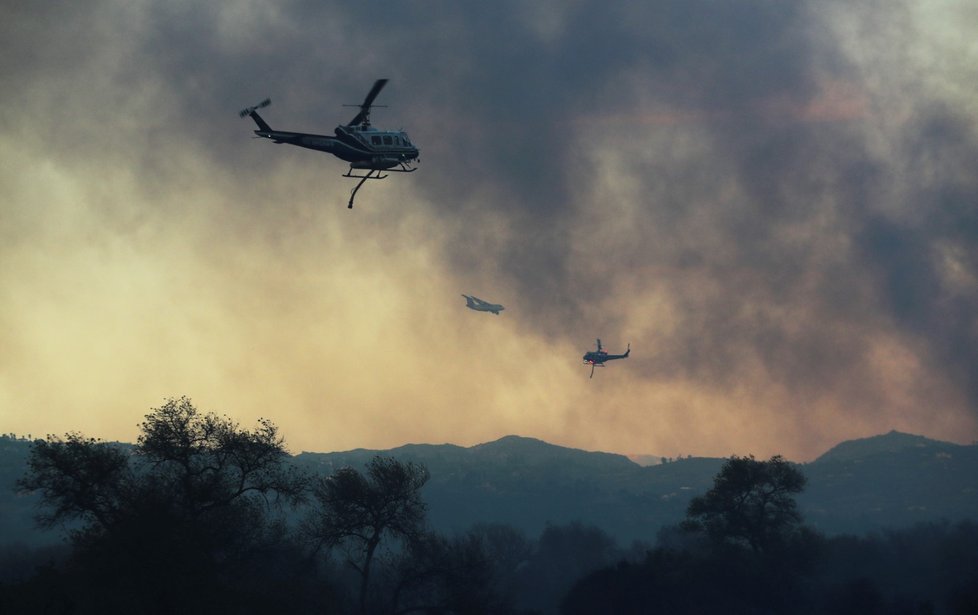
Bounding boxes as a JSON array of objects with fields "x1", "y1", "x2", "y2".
[
  {"x1": 462, "y1": 295, "x2": 504, "y2": 315},
  {"x1": 582, "y1": 338, "x2": 630, "y2": 378}
]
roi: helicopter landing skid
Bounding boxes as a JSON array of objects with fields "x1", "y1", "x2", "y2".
[
  {"x1": 344, "y1": 169, "x2": 386, "y2": 209},
  {"x1": 343, "y1": 163, "x2": 417, "y2": 209}
]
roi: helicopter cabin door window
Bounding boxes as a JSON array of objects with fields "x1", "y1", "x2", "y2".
[
  {"x1": 371, "y1": 135, "x2": 382, "y2": 145},
  {"x1": 383, "y1": 135, "x2": 393, "y2": 145}
]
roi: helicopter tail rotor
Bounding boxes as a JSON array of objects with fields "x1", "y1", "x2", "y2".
[
  {"x1": 240, "y1": 99, "x2": 272, "y2": 132},
  {"x1": 239, "y1": 98, "x2": 271, "y2": 118}
]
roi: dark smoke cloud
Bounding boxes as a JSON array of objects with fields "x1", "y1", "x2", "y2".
[
  {"x1": 853, "y1": 103, "x2": 978, "y2": 405},
  {"x1": 3, "y1": 0, "x2": 976, "y2": 454}
]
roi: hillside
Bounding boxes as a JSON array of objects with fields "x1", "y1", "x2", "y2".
[
  {"x1": 802, "y1": 431, "x2": 978, "y2": 534},
  {"x1": 3, "y1": 431, "x2": 977, "y2": 546},
  {"x1": 814, "y1": 430, "x2": 958, "y2": 462},
  {"x1": 296, "y1": 436, "x2": 722, "y2": 542}
]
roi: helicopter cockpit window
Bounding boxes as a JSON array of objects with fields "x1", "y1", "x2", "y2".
[
  {"x1": 371, "y1": 136, "x2": 381, "y2": 145},
  {"x1": 383, "y1": 136, "x2": 393, "y2": 145}
]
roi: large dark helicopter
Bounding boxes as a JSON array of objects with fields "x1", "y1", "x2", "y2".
[
  {"x1": 239, "y1": 79, "x2": 419, "y2": 208},
  {"x1": 583, "y1": 339, "x2": 630, "y2": 378}
]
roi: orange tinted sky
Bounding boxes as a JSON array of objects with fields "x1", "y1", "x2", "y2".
[{"x1": 2, "y1": 1, "x2": 976, "y2": 461}]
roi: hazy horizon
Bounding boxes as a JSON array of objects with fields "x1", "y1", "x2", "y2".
[
  {"x1": 3, "y1": 422, "x2": 961, "y2": 466},
  {"x1": 3, "y1": 1, "x2": 977, "y2": 461}
]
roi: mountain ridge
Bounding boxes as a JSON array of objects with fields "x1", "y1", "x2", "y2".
[
  {"x1": 813, "y1": 429, "x2": 963, "y2": 463},
  {"x1": 298, "y1": 430, "x2": 965, "y2": 466},
  {"x1": 3, "y1": 430, "x2": 976, "y2": 546}
]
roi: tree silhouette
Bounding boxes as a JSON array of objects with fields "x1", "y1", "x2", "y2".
[
  {"x1": 519, "y1": 522, "x2": 620, "y2": 613},
  {"x1": 305, "y1": 455, "x2": 429, "y2": 615},
  {"x1": 467, "y1": 522, "x2": 532, "y2": 604},
  {"x1": 561, "y1": 459, "x2": 814, "y2": 614},
  {"x1": 17, "y1": 433, "x2": 133, "y2": 532},
  {"x1": 15, "y1": 397, "x2": 311, "y2": 614},
  {"x1": 683, "y1": 454, "x2": 806, "y2": 554},
  {"x1": 136, "y1": 396, "x2": 306, "y2": 516},
  {"x1": 385, "y1": 529, "x2": 515, "y2": 615}
]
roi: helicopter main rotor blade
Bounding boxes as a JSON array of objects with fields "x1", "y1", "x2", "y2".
[
  {"x1": 347, "y1": 79, "x2": 389, "y2": 126},
  {"x1": 362, "y1": 78, "x2": 388, "y2": 109}
]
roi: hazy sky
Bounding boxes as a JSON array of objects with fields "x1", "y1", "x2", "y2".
[{"x1": 2, "y1": 0, "x2": 977, "y2": 461}]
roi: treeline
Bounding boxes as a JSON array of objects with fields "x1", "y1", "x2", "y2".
[
  {"x1": 1, "y1": 398, "x2": 977, "y2": 614},
  {"x1": 563, "y1": 455, "x2": 978, "y2": 614},
  {"x1": 565, "y1": 518, "x2": 978, "y2": 614}
]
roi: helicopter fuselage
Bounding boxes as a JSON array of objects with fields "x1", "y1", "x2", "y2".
[
  {"x1": 253, "y1": 124, "x2": 419, "y2": 170},
  {"x1": 583, "y1": 341, "x2": 630, "y2": 366},
  {"x1": 583, "y1": 351, "x2": 627, "y2": 365}
]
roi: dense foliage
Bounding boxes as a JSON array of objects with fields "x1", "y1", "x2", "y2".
[
  {"x1": 563, "y1": 455, "x2": 978, "y2": 615},
  {"x1": 683, "y1": 454, "x2": 807, "y2": 553},
  {"x1": 8, "y1": 398, "x2": 314, "y2": 614},
  {"x1": 3, "y1": 409, "x2": 977, "y2": 614}
]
